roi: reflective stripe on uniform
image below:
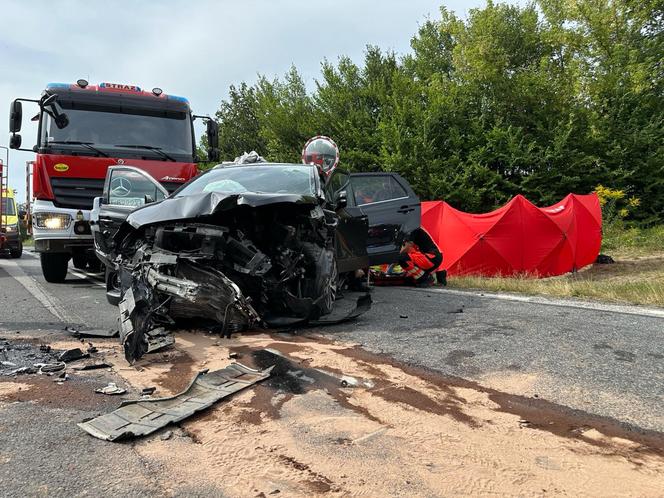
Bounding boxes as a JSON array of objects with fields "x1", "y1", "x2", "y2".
[{"x1": 404, "y1": 266, "x2": 425, "y2": 280}]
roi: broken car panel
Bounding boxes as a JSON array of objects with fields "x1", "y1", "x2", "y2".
[{"x1": 91, "y1": 162, "x2": 370, "y2": 363}]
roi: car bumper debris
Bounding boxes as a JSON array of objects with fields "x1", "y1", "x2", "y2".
[{"x1": 78, "y1": 363, "x2": 273, "y2": 441}]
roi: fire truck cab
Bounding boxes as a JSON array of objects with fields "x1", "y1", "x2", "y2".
[{"x1": 9, "y1": 80, "x2": 219, "y2": 282}]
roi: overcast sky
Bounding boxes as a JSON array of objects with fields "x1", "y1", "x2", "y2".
[{"x1": 1, "y1": 0, "x2": 493, "y2": 203}]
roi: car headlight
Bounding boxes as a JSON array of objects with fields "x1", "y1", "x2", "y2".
[{"x1": 34, "y1": 213, "x2": 72, "y2": 230}]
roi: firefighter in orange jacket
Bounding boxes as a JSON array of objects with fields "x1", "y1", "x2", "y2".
[{"x1": 398, "y1": 228, "x2": 443, "y2": 287}]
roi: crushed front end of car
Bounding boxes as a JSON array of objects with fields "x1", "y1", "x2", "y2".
[{"x1": 113, "y1": 189, "x2": 352, "y2": 363}]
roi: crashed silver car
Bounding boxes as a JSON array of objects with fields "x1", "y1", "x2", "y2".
[{"x1": 91, "y1": 162, "x2": 370, "y2": 362}]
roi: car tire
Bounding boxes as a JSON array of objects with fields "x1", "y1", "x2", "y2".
[
  {"x1": 301, "y1": 242, "x2": 337, "y2": 317},
  {"x1": 105, "y1": 266, "x2": 121, "y2": 306},
  {"x1": 72, "y1": 252, "x2": 87, "y2": 270},
  {"x1": 40, "y1": 253, "x2": 69, "y2": 283},
  {"x1": 10, "y1": 242, "x2": 22, "y2": 259}
]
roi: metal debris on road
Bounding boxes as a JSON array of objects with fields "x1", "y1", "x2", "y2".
[
  {"x1": 79, "y1": 363, "x2": 273, "y2": 441},
  {"x1": 95, "y1": 383, "x2": 127, "y2": 395},
  {"x1": 140, "y1": 386, "x2": 156, "y2": 396},
  {"x1": 65, "y1": 326, "x2": 119, "y2": 338},
  {"x1": 72, "y1": 362, "x2": 112, "y2": 371},
  {"x1": 38, "y1": 362, "x2": 66, "y2": 374},
  {"x1": 58, "y1": 348, "x2": 89, "y2": 363}
]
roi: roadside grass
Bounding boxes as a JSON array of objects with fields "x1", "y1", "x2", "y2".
[{"x1": 448, "y1": 225, "x2": 664, "y2": 307}]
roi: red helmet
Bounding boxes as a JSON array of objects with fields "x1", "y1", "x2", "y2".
[{"x1": 302, "y1": 136, "x2": 339, "y2": 175}]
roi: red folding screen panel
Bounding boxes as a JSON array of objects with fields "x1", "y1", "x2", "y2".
[{"x1": 421, "y1": 194, "x2": 602, "y2": 277}]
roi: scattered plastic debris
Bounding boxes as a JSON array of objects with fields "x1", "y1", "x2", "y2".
[
  {"x1": 340, "y1": 376, "x2": 359, "y2": 387},
  {"x1": 38, "y1": 362, "x2": 66, "y2": 374},
  {"x1": 73, "y1": 363, "x2": 111, "y2": 371},
  {"x1": 141, "y1": 386, "x2": 156, "y2": 396},
  {"x1": 95, "y1": 383, "x2": 127, "y2": 395},
  {"x1": 65, "y1": 326, "x2": 119, "y2": 338},
  {"x1": 58, "y1": 348, "x2": 89, "y2": 363}
]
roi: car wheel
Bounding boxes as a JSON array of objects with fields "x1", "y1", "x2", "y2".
[
  {"x1": 40, "y1": 253, "x2": 69, "y2": 283},
  {"x1": 106, "y1": 266, "x2": 121, "y2": 306},
  {"x1": 9, "y1": 242, "x2": 22, "y2": 259},
  {"x1": 321, "y1": 258, "x2": 338, "y2": 315},
  {"x1": 300, "y1": 242, "x2": 337, "y2": 317}
]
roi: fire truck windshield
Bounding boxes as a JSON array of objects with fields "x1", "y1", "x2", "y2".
[{"x1": 40, "y1": 104, "x2": 193, "y2": 161}]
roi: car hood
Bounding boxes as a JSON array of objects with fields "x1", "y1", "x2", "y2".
[{"x1": 126, "y1": 191, "x2": 321, "y2": 229}]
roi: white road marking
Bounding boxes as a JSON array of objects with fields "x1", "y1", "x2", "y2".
[
  {"x1": 0, "y1": 258, "x2": 82, "y2": 323},
  {"x1": 68, "y1": 268, "x2": 106, "y2": 288},
  {"x1": 408, "y1": 286, "x2": 664, "y2": 319}
]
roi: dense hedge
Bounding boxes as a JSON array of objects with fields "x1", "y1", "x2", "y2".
[{"x1": 211, "y1": 0, "x2": 663, "y2": 222}]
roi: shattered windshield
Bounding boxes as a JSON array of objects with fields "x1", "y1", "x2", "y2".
[{"x1": 175, "y1": 165, "x2": 317, "y2": 197}]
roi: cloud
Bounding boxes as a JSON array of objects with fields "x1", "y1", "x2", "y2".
[{"x1": 1, "y1": 0, "x2": 488, "y2": 202}]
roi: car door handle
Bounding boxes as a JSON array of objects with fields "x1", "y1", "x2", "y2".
[{"x1": 397, "y1": 205, "x2": 415, "y2": 213}]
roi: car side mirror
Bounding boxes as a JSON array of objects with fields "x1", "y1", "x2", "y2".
[
  {"x1": 144, "y1": 194, "x2": 155, "y2": 204},
  {"x1": 9, "y1": 101, "x2": 22, "y2": 133},
  {"x1": 335, "y1": 190, "x2": 348, "y2": 209}
]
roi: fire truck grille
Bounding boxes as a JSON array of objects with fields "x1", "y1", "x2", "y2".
[{"x1": 51, "y1": 177, "x2": 105, "y2": 210}]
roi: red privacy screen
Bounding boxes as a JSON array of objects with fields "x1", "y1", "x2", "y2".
[{"x1": 421, "y1": 194, "x2": 602, "y2": 277}]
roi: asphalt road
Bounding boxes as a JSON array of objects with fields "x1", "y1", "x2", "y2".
[
  {"x1": 1, "y1": 249, "x2": 664, "y2": 495},
  {"x1": 2, "y1": 249, "x2": 663, "y2": 432}
]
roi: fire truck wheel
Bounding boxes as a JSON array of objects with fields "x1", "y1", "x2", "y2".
[
  {"x1": 72, "y1": 252, "x2": 87, "y2": 270},
  {"x1": 40, "y1": 253, "x2": 70, "y2": 283},
  {"x1": 10, "y1": 242, "x2": 23, "y2": 259}
]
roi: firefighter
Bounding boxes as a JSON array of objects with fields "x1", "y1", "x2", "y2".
[{"x1": 398, "y1": 227, "x2": 443, "y2": 287}]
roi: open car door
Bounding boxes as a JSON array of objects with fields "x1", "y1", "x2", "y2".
[
  {"x1": 91, "y1": 166, "x2": 168, "y2": 304},
  {"x1": 347, "y1": 173, "x2": 421, "y2": 265},
  {"x1": 324, "y1": 170, "x2": 369, "y2": 273}
]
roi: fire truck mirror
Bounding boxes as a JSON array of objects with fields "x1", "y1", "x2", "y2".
[
  {"x1": 9, "y1": 133, "x2": 22, "y2": 150},
  {"x1": 9, "y1": 100, "x2": 22, "y2": 133},
  {"x1": 54, "y1": 113, "x2": 69, "y2": 129},
  {"x1": 207, "y1": 147, "x2": 220, "y2": 162},
  {"x1": 206, "y1": 119, "x2": 219, "y2": 143}
]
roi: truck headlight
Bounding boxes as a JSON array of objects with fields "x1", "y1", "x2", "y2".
[
  {"x1": 34, "y1": 213, "x2": 72, "y2": 230},
  {"x1": 5, "y1": 223, "x2": 18, "y2": 233}
]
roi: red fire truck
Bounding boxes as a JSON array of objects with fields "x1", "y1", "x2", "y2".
[{"x1": 9, "y1": 80, "x2": 219, "y2": 282}]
